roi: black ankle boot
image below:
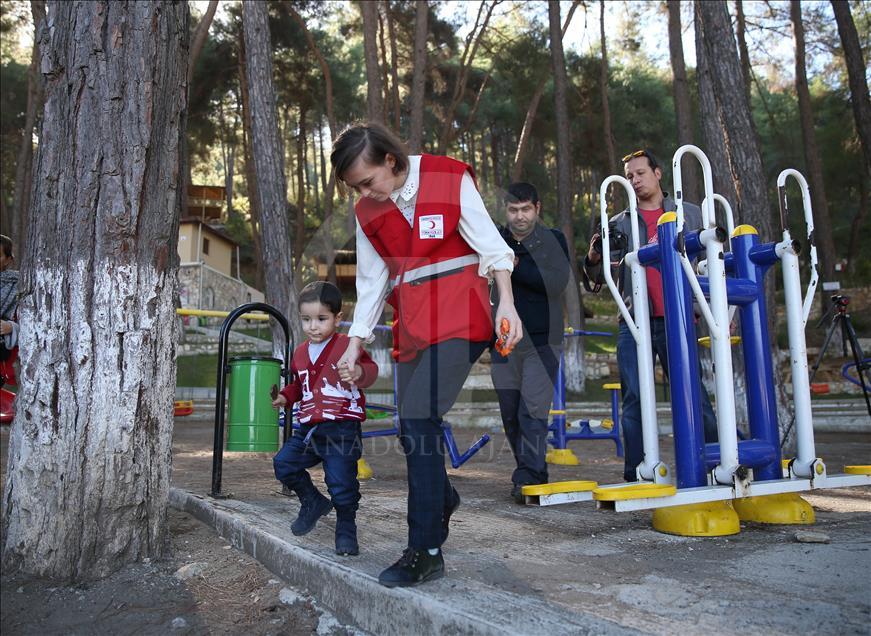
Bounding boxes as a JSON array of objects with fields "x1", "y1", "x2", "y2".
[
  {"x1": 336, "y1": 508, "x2": 360, "y2": 556},
  {"x1": 378, "y1": 548, "x2": 444, "y2": 588},
  {"x1": 441, "y1": 488, "x2": 461, "y2": 543},
  {"x1": 291, "y1": 490, "x2": 332, "y2": 536}
]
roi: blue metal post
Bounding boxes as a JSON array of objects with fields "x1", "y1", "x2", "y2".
[
  {"x1": 550, "y1": 351, "x2": 568, "y2": 449},
  {"x1": 735, "y1": 229, "x2": 782, "y2": 481},
  {"x1": 657, "y1": 217, "x2": 708, "y2": 489}
]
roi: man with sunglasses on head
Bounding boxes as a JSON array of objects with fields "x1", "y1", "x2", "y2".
[{"x1": 583, "y1": 149, "x2": 718, "y2": 482}]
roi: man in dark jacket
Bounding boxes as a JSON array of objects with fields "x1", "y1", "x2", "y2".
[
  {"x1": 583, "y1": 150, "x2": 717, "y2": 482},
  {"x1": 492, "y1": 183, "x2": 570, "y2": 503}
]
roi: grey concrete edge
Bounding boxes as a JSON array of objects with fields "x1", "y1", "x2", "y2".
[{"x1": 169, "y1": 487, "x2": 637, "y2": 636}]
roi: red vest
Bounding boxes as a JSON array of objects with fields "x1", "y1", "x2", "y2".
[{"x1": 356, "y1": 155, "x2": 493, "y2": 361}]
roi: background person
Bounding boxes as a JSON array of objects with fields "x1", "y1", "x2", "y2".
[
  {"x1": 330, "y1": 122, "x2": 522, "y2": 588},
  {"x1": 491, "y1": 182, "x2": 570, "y2": 503}
]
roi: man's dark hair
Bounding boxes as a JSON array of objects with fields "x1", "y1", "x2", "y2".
[
  {"x1": 621, "y1": 149, "x2": 660, "y2": 172},
  {"x1": 298, "y1": 281, "x2": 343, "y2": 316},
  {"x1": 330, "y1": 122, "x2": 409, "y2": 181},
  {"x1": 505, "y1": 182, "x2": 539, "y2": 205}
]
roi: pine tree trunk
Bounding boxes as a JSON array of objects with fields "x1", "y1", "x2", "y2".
[
  {"x1": 695, "y1": 0, "x2": 794, "y2": 449},
  {"x1": 242, "y1": 1, "x2": 301, "y2": 348},
  {"x1": 790, "y1": 0, "x2": 836, "y2": 281},
  {"x1": 408, "y1": 0, "x2": 428, "y2": 153},
  {"x1": 735, "y1": 0, "x2": 753, "y2": 118},
  {"x1": 238, "y1": 33, "x2": 265, "y2": 293},
  {"x1": 694, "y1": 6, "x2": 738, "y2": 216},
  {"x1": 666, "y1": 0, "x2": 699, "y2": 204},
  {"x1": 360, "y1": 0, "x2": 385, "y2": 124},
  {"x1": 599, "y1": 0, "x2": 617, "y2": 177},
  {"x1": 2, "y1": 0, "x2": 189, "y2": 581},
  {"x1": 11, "y1": 0, "x2": 46, "y2": 259},
  {"x1": 294, "y1": 106, "x2": 308, "y2": 267},
  {"x1": 831, "y1": 1, "x2": 871, "y2": 177},
  {"x1": 188, "y1": 0, "x2": 218, "y2": 83},
  {"x1": 386, "y1": 2, "x2": 402, "y2": 132},
  {"x1": 549, "y1": 0, "x2": 585, "y2": 393}
]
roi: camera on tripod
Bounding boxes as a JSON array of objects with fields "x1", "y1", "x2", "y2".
[
  {"x1": 592, "y1": 229, "x2": 628, "y2": 256},
  {"x1": 830, "y1": 294, "x2": 850, "y2": 309}
]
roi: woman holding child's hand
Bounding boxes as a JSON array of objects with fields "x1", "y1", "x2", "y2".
[{"x1": 331, "y1": 122, "x2": 520, "y2": 589}]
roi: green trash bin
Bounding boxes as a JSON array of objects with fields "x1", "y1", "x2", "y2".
[{"x1": 226, "y1": 356, "x2": 282, "y2": 452}]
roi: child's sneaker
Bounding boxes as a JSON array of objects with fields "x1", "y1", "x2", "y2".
[{"x1": 291, "y1": 491, "x2": 332, "y2": 536}]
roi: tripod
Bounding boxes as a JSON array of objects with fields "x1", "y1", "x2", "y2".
[{"x1": 808, "y1": 294, "x2": 871, "y2": 417}]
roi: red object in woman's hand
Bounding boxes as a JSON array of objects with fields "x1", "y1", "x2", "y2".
[{"x1": 494, "y1": 318, "x2": 514, "y2": 357}]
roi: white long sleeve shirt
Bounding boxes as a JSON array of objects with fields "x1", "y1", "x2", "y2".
[{"x1": 349, "y1": 155, "x2": 513, "y2": 342}]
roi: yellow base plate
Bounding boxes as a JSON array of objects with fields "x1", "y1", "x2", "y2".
[
  {"x1": 356, "y1": 458, "x2": 374, "y2": 480},
  {"x1": 546, "y1": 448, "x2": 580, "y2": 465},
  {"x1": 844, "y1": 465, "x2": 871, "y2": 475},
  {"x1": 593, "y1": 483, "x2": 676, "y2": 501},
  {"x1": 522, "y1": 480, "x2": 598, "y2": 497},
  {"x1": 602, "y1": 383, "x2": 622, "y2": 391},
  {"x1": 652, "y1": 501, "x2": 741, "y2": 537},
  {"x1": 732, "y1": 493, "x2": 815, "y2": 525}
]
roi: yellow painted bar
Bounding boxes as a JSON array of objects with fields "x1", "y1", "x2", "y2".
[{"x1": 176, "y1": 308, "x2": 271, "y2": 321}]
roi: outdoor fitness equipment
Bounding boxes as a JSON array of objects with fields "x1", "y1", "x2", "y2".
[
  {"x1": 546, "y1": 328, "x2": 623, "y2": 466},
  {"x1": 526, "y1": 148, "x2": 871, "y2": 536}
]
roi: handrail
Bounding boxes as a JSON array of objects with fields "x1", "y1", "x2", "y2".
[
  {"x1": 177, "y1": 307, "x2": 270, "y2": 321},
  {"x1": 776, "y1": 169, "x2": 819, "y2": 326}
]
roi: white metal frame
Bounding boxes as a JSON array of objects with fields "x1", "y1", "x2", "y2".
[
  {"x1": 599, "y1": 176, "x2": 669, "y2": 484},
  {"x1": 673, "y1": 145, "x2": 739, "y2": 486}
]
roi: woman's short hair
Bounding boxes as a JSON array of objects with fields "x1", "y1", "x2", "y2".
[{"x1": 330, "y1": 122, "x2": 409, "y2": 181}]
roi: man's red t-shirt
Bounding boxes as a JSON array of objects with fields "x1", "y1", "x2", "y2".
[{"x1": 639, "y1": 208, "x2": 665, "y2": 317}]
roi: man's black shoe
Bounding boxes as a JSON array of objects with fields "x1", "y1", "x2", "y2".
[
  {"x1": 334, "y1": 517, "x2": 359, "y2": 556},
  {"x1": 511, "y1": 484, "x2": 525, "y2": 505},
  {"x1": 291, "y1": 493, "x2": 332, "y2": 536},
  {"x1": 441, "y1": 488, "x2": 461, "y2": 543},
  {"x1": 378, "y1": 548, "x2": 445, "y2": 588}
]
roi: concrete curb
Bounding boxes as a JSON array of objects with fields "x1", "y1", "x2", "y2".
[{"x1": 169, "y1": 487, "x2": 637, "y2": 636}]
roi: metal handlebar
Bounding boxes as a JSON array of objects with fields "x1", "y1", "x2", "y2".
[{"x1": 776, "y1": 169, "x2": 819, "y2": 326}]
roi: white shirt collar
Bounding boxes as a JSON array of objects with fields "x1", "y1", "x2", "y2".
[{"x1": 390, "y1": 155, "x2": 421, "y2": 204}]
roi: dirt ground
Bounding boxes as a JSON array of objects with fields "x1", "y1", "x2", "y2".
[{"x1": 0, "y1": 427, "x2": 360, "y2": 636}]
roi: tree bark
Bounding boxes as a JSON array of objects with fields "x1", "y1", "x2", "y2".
[
  {"x1": 735, "y1": 0, "x2": 753, "y2": 115},
  {"x1": 831, "y1": 0, "x2": 871, "y2": 177},
  {"x1": 599, "y1": 0, "x2": 617, "y2": 177},
  {"x1": 238, "y1": 35, "x2": 265, "y2": 292},
  {"x1": 666, "y1": 0, "x2": 699, "y2": 204},
  {"x1": 386, "y1": 1, "x2": 402, "y2": 131},
  {"x1": 11, "y1": 0, "x2": 46, "y2": 259},
  {"x1": 408, "y1": 0, "x2": 429, "y2": 153},
  {"x1": 846, "y1": 175, "x2": 867, "y2": 275},
  {"x1": 549, "y1": 0, "x2": 585, "y2": 393},
  {"x1": 188, "y1": 0, "x2": 218, "y2": 84},
  {"x1": 294, "y1": 106, "x2": 308, "y2": 267},
  {"x1": 695, "y1": 0, "x2": 793, "y2": 448},
  {"x1": 790, "y1": 0, "x2": 836, "y2": 281},
  {"x1": 695, "y1": 5, "x2": 738, "y2": 217},
  {"x1": 360, "y1": 0, "x2": 385, "y2": 124},
  {"x1": 2, "y1": 0, "x2": 189, "y2": 581},
  {"x1": 242, "y1": 1, "x2": 302, "y2": 347},
  {"x1": 377, "y1": 5, "x2": 392, "y2": 124}
]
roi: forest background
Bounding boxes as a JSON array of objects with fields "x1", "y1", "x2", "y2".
[{"x1": 2, "y1": 0, "x2": 868, "y2": 293}]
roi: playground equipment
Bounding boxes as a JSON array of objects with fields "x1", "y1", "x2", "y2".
[
  {"x1": 173, "y1": 400, "x2": 194, "y2": 417},
  {"x1": 526, "y1": 147, "x2": 871, "y2": 536},
  {"x1": 547, "y1": 329, "x2": 623, "y2": 466}
]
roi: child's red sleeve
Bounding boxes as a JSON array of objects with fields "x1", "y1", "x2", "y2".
[
  {"x1": 279, "y1": 362, "x2": 303, "y2": 404},
  {"x1": 356, "y1": 348, "x2": 379, "y2": 389}
]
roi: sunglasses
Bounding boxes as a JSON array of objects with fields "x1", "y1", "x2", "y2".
[{"x1": 621, "y1": 149, "x2": 659, "y2": 170}]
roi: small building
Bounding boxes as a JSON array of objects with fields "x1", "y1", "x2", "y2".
[{"x1": 177, "y1": 185, "x2": 263, "y2": 311}]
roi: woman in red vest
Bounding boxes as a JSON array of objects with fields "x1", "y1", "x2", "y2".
[{"x1": 331, "y1": 123, "x2": 522, "y2": 587}]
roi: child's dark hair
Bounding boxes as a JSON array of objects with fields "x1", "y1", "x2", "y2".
[
  {"x1": 0, "y1": 235, "x2": 13, "y2": 259},
  {"x1": 298, "y1": 281, "x2": 343, "y2": 315},
  {"x1": 330, "y1": 122, "x2": 409, "y2": 182},
  {"x1": 505, "y1": 182, "x2": 539, "y2": 205}
]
